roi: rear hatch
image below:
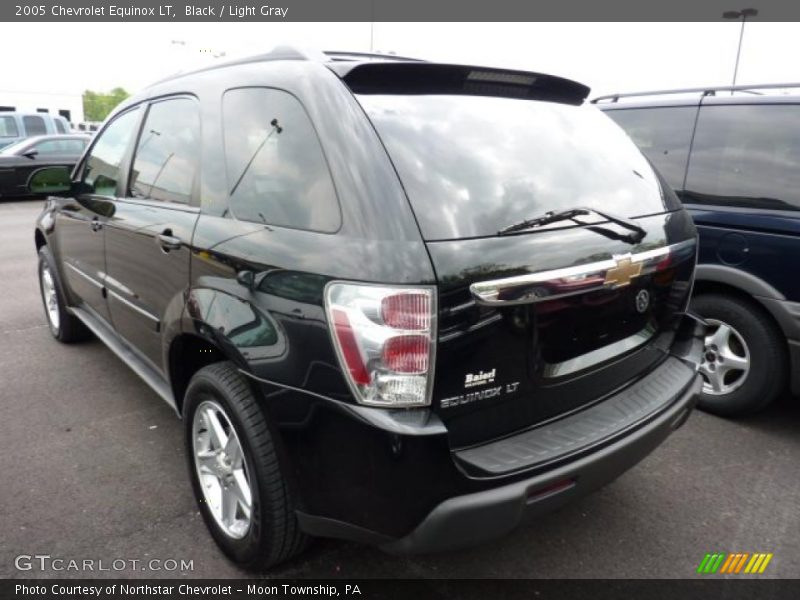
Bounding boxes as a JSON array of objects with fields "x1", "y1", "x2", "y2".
[{"x1": 348, "y1": 63, "x2": 697, "y2": 448}]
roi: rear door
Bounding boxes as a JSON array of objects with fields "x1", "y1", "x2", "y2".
[
  {"x1": 103, "y1": 97, "x2": 201, "y2": 372},
  {"x1": 682, "y1": 101, "x2": 800, "y2": 301},
  {"x1": 358, "y1": 90, "x2": 697, "y2": 447}
]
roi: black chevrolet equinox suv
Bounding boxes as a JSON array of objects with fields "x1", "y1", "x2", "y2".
[{"x1": 31, "y1": 48, "x2": 705, "y2": 569}]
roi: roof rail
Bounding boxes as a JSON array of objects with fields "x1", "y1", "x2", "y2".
[
  {"x1": 591, "y1": 82, "x2": 800, "y2": 104},
  {"x1": 323, "y1": 50, "x2": 425, "y2": 63}
]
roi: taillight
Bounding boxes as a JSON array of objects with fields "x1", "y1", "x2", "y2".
[{"x1": 325, "y1": 283, "x2": 436, "y2": 407}]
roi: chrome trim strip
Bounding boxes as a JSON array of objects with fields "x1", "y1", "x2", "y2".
[
  {"x1": 64, "y1": 262, "x2": 103, "y2": 289},
  {"x1": 543, "y1": 325, "x2": 657, "y2": 378},
  {"x1": 470, "y1": 239, "x2": 696, "y2": 306},
  {"x1": 102, "y1": 273, "x2": 135, "y2": 297},
  {"x1": 107, "y1": 289, "x2": 160, "y2": 324}
]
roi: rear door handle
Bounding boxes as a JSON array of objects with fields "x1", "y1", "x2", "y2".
[{"x1": 157, "y1": 229, "x2": 182, "y2": 251}]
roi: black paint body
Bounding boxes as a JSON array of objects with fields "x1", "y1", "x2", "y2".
[{"x1": 35, "y1": 55, "x2": 701, "y2": 544}]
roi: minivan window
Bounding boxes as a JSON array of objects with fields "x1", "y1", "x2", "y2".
[
  {"x1": 603, "y1": 106, "x2": 697, "y2": 190},
  {"x1": 222, "y1": 88, "x2": 340, "y2": 232},
  {"x1": 0, "y1": 116, "x2": 18, "y2": 138},
  {"x1": 23, "y1": 115, "x2": 47, "y2": 136},
  {"x1": 684, "y1": 104, "x2": 800, "y2": 211},
  {"x1": 129, "y1": 98, "x2": 200, "y2": 204},
  {"x1": 358, "y1": 95, "x2": 667, "y2": 241},
  {"x1": 81, "y1": 108, "x2": 140, "y2": 197}
]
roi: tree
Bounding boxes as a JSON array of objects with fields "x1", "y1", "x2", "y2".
[{"x1": 82, "y1": 87, "x2": 130, "y2": 122}]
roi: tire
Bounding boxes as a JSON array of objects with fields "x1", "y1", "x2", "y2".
[
  {"x1": 37, "y1": 245, "x2": 91, "y2": 343},
  {"x1": 691, "y1": 293, "x2": 786, "y2": 416},
  {"x1": 183, "y1": 362, "x2": 307, "y2": 570}
]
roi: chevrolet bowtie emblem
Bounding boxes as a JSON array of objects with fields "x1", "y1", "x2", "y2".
[{"x1": 604, "y1": 256, "x2": 642, "y2": 287}]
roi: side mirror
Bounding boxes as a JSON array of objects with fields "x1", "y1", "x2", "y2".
[
  {"x1": 22, "y1": 149, "x2": 39, "y2": 160},
  {"x1": 28, "y1": 166, "x2": 72, "y2": 196}
]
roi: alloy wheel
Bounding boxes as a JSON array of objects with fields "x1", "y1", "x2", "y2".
[
  {"x1": 192, "y1": 400, "x2": 252, "y2": 539},
  {"x1": 40, "y1": 263, "x2": 60, "y2": 332},
  {"x1": 699, "y1": 318, "x2": 751, "y2": 396}
]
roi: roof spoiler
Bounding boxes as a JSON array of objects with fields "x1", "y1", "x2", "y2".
[{"x1": 330, "y1": 62, "x2": 590, "y2": 106}]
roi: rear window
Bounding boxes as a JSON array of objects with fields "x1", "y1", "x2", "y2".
[
  {"x1": 359, "y1": 95, "x2": 668, "y2": 240},
  {"x1": 0, "y1": 116, "x2": 18, "y2": 138},
  {"x1": 23, "y1": 115, "x2": 47, "y2": 136}
]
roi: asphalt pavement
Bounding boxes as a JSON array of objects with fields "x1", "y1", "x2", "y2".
[{"x1": 1, "y1": 199, "x2": 798, "y2": 579}]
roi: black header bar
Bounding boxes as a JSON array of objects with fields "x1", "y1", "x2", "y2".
[{"x1": 2, "y1": 0, "x2": 800, "y2": 22}]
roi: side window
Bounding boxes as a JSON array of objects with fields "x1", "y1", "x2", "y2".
[
  {"x1": 22, "y1": 115, "x2": 47, "y2": 136},
  {"x1": 222, "y1": 88, "x2": 340, "y2": 232},
  {"x1": 33, "y1": 140, "x2": 63, "y2": 155},
  {"x1": 55, "y1": 119, "x2": 66, "y2": 134},
  {"x1": 65, "y1": 139, "x2": 88, "y2": 154},
  {"x1": 129, "y1": 98, "x2": 200, "y2": 204},
  {"x1": 685, "y1": 104, "x2": 800, "y2": 211},
  {"x1": 0, "y1": 116, "x2": 19, "y2": 138},
  {"x1": 604, "y1": 106, "x2": 697, "y2": 191},
  {"x1": 81, "y1": 108, "x2": 140, "y2": 197}
]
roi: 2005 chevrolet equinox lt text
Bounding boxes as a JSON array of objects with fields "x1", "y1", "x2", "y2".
[{"x1": 30, "y1": 47, "x2": 706, "y2": 569}]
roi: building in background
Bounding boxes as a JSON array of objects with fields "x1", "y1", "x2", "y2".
[{"x1": 0, "y1": 90, "x2": 84, "y2": 125}]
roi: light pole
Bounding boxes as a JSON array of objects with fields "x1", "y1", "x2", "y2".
[{"x1": 723, "y1": 8, "x2": 758, "y2": 91}]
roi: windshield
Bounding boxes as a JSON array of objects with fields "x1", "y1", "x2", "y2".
[
  {"x1": 358, "y1": 95, "x2": 670, "y2": 241},
  {"x1": 0, "y1": 138, "x2": 31, "y2": 155}
]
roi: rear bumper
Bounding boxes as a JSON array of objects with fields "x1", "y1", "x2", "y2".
[
  {"x1": 381, "y1": 372, "x2": 701, "y2": 554},
  {"x1": 287, "y1": 313, "x2": 706, "y2": 551}
]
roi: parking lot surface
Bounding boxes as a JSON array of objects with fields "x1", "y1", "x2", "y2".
[{"x1": 1, "y1": 199, "x2": 798, "y2": 579}]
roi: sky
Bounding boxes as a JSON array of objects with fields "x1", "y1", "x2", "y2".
[{"x1": 1, "y1": 22, "x2": 799, "y2": 99}]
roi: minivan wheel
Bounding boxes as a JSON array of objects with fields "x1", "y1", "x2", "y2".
[
  {"x1": 183, "y1": 362, "x2": 307, "y2": 570},
  {"x1": 691, "y1": 294, "x2": 786, "y2": 416},
  {"x1": 37, "y1": 246, "x2": 90, "y2": 343}
]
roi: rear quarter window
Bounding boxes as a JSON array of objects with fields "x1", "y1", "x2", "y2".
[
  {"x1": 222, "y1": 87, "x2": 340, "y2": 233},
  {"x1": 358, "y1": 95, "x2": 669, "y2": 240},
  {"x1": 684, "y1": 104, "x2": 800, "y2": 211}
]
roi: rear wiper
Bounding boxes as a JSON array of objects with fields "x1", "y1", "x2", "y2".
[{"x1": 498, "y1": 207, "x2": 647, "y2": 244}]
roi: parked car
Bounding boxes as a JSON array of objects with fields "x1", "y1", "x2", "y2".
[
  {"x1": 0, "y1": 134, "x2": 89, "y2": 198},
  {"x1": 74, "y1": 121, "x2": 101, "y2": 134},
  {"x1": 31, "y1": 48, "x2": 705, "y2": 570},
  {"x1": 596, "y1": 85, "x2": 800, "y2": 416},
  {"x1": 0, "y1": 112, "x2": 73, "y2": 149}
]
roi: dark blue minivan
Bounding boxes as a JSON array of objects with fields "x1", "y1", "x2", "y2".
[{"x1": 597, "y1": 84, "x2": 800, "y2": 416}]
